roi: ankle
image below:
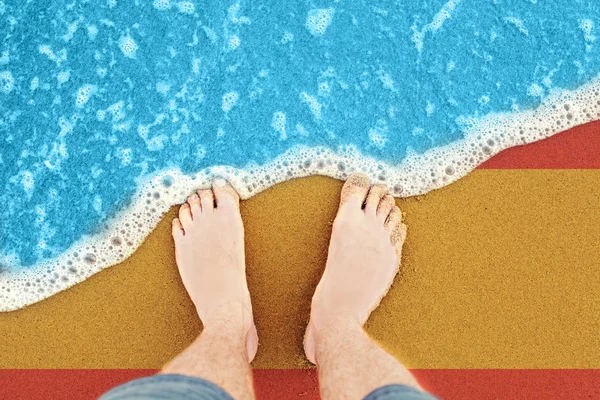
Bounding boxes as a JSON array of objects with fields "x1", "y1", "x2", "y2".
[
  {"x1": 201, "y1": 301, "x2": 253, "y2": 338},
  {"x1": 312, "y1": 313, "x2": 362, "y2": 341},
  {"x1": 310, "y1": 314, "x2": 364, "y2": 364}
]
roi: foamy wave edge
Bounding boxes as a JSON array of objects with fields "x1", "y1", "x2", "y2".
[{"x1": 2, "y1": 75, "x2": 600, "y2": 311}]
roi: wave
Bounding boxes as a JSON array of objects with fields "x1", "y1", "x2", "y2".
[
  {"x1": 2, "y1": 0, "x2": 600, "y2": 310},
  {"x1": 2, "y1": 75, "x2": 599, "y2": 311}
]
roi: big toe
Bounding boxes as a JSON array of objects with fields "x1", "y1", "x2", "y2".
[
  {"x1": 340, "y1": 173, "x2": 371, "y2": 209},
  {"x1": 212, "y1": 178, "x2": 240, "y2": 210}
]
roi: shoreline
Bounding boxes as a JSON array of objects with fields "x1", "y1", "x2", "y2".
[{"x1": 2, "y1": 75, "x2": 600, "y2": 311}]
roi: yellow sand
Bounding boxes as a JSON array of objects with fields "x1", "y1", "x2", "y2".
[{"x1": 1, "y1": 171, "x2": 599, "y2": 369}]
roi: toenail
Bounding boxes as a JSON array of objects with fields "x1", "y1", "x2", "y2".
[{"x1": 214, "y1": 178, "x2": 227, "y2": 187}]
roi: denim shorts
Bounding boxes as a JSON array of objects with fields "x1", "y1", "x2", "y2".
[{"x1": 99, "y1": 374, "x2": 438, "y2": 400}]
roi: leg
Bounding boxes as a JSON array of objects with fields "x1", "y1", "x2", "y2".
[
  {"x1": 162, "y1": 179, "x2": 258, "y2": 400},
  {"x1": 305, "y1": 174, "x2": 429, "y2": 400}
]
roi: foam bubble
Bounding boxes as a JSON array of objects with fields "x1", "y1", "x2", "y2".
[
  {"x1": 369, "y1": 121, "x2": 389, "y2": 148},
  {"x1": 119, "y1": 36, "x2": 138, "y2": 59},
  {"x1": 376, "y1": 70, "x2": 396, "y2": 91},
  {"x1": 156, "y1": 81, "x2": 171, "y2": 95},
  {"x1": 30, "y1": 77, "x2": 39, "y2": 91},
  {"x1": 0, "y1": 70, "x2": 14, "y2": 94},
  {"x1": 21, "y1": 171, "x2": 35, "y2": 197},
  {"x1": 318, "y1": 82, "x2": 330, "y2": 97},
  {"x1": 87, "y1": 25, "x2": 98, "y2": 40},
  {"x1": 227, "y1": 3, "x2": 250, "y2": 24},
  {"x1": 504, "y1": 17, "x2": 529, "y2": 36},
  {"x1": 527, "y1": 83, "x2": 544, "y2": 98},
  {"x1": 57, "y1": 71, "x2": 70, "y2": 85},
  {"x1": 176, "y1": 1, "x2": 194, "y2": 14},
  {"x1": 107, "y1": 100, "x2": 126, "y2": 121},
  {"x1": 478, "y1": 95, "x2": 490, "y2": 105},
  {"x1": 192, "y1": 58, "x2": 201, "y2": 74},
  {"x1": 0, "y1": 50, "x2": 9, "y2": 65},
  {"x1": 580, "y1": 19, "x2": 595, "y2": 41},
  {"x1": 222, "y1": 91, "x2": 239, "y2": 112},
  {"x1": 299, "y1": 92, "x2": 322, "y2": 119},
  {"x1": 75, "y1": 84, "x2": 97, "y2": 108},
  {"x1": 62, "y1": 17, "x2": 83, "y2": 42},
  {"x1": 296, "y1": 123, "x2": 309, "y2": 136},
  {"x1": 228, "y1": 3, "x2": 240, "y2": 20},
  {"x1": 306, "y1": 8, "x2": 334, "y2": 37},
  {"x1": 426, "y1": 101, "x2": 435, "y2": 116},
  {"x1": 281, "y1": 32, "x2": 294, "y2": 44},
  {"x1": 412, "y1": 0, "x2": 460, "y2": 52},
  {"x1": 580, "y1": 19, "x2": 595, "y2": 51},
  {"x1": 228, "y1": 35, "x2": 240, "y2": 51},
  {"x1": 117, "y1": 147, "x2": 132, "y2": 166},
  {"x1": 271, "y1": 112, "x2": 287, "y2": 140},
  {"x1": 153, "y1": 0, "x2": 171, "y2": 10},
  {"x1": 196, "y1": 145, "x2": 206, "y2": 158}
]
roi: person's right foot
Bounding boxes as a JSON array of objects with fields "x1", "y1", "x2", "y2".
[
  {"x1": 172, "y1": 179, "x2": 258, "y2": 362},
  {"x1": 304, "y1": 173, "x2": 407, "y2": 364}
]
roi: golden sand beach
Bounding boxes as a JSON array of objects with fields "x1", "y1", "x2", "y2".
[{"x1": 2, "y1": 170, "x2": 599, "y2": 374}]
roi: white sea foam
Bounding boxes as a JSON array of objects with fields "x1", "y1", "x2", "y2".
[
  {"x1": 222, "y1": 91, "x2": 239, "y2": 112},
  {"x1": 299, "y1": 92, "x2": 322, "y2": 119},
  {"x1": 87, "y1": 25, "x2": 98, "y2": 40},
  {"x1": 0, "y1": 70, "x2": 14, "y2": 94},
  {"x1": 57, "y1": 71, "x2": 70, "y2": 85},
  {"x1": 1, "y1": 75, "x2": 600, "y2": 311},
  {"x1": 227, "y1": 35, "x2": 240, "y2": 51},
  {"x1": 119, "y1": 35, "x2": 138, "y2": 58},
  {"x1": 153, "y1": 0, "x2": 171, "y2": 11},
  {"x1": 75, "y1": 84, "x2": 98, "y2": 108},
  {"x1": 177, "y1": 1, "x2": 195, "y2": 15},
  {"x1": 412, "y1": 0, "x2": 461, "y2": 52},
  {"x1": 306, "y1": 8, "x2": 334, "y2": 37},
  {"x1": 271, "y1": 111, "x2": 287, "y2": 139}
]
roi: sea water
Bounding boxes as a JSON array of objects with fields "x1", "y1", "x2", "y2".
[{"x1": 1, "y1": 0, "x2": 599, "y2": 311}]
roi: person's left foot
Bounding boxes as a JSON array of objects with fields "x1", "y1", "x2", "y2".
[{"x1": 172, "y1": 179, "x2": 258, "y2": 362}]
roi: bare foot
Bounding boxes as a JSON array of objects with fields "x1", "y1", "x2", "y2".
[
  {"x1": 172, "y1": 179, "x2": 258, "y2": 362},
  {"x1": 304, "y1": 173, "x2": 407, "y2": 364}
]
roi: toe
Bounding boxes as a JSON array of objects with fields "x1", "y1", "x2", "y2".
[
  {"x1": 187, "y1": 193, "x2": 201, "y2": 216},
  {"x1": 365, "y1": 184, "x2": 388, "y2": 215},
  {"x1": 179, "y1": 203, "x2": 192, "y2": 229},
  {"x1": 391, "y1": 223, "x2": 408, "y2": 257},
  {"x1": 391, "y1": 223, "x2": 407, "y2": 246},
  {"x1": 377, "y1": 195, "x2": 395, "y2": 221},
  {"x1": 198, "y1": 189, "x2": 215, "y2": 212},
  {"x1": 212, "y1": 178, "x2": 240, "y2": 210},
  {"x1": 172, "y1": 217, "x2": 184, "y2": 238},
  {"x1": 340, "y1": 173, "x2": 371, "y2": 209},
  {"x1": 385, "y1": 206, "x2": 402, "y2": 232}
]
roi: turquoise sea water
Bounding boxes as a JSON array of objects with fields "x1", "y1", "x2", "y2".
[{"x1": 1, "y1": 0, "x2": 599, "y2": 273}]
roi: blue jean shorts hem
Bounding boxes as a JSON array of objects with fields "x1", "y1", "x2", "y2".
[
  {"x1": 100, "y1": 374, "x2": 437, "y2": 400},
  {"x1": 99, "y1": 374, "x2": 234, "y2": 400},
  {"x1": 362, "y1": 384, "x2": 439, "y2": 400}
]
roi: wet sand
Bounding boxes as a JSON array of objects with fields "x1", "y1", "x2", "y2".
[{"x1": 1, "y1": 170, "x2": 599, "y2": 370}]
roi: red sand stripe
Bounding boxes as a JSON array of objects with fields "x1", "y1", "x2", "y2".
[
  {"x1": 477, "y1": 121, "x2": 600, "y2": 169},
  {"x1": 1, "y1": 369, "x2": 599, "y2": 400}
]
